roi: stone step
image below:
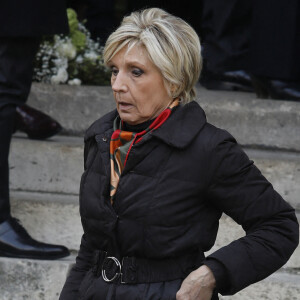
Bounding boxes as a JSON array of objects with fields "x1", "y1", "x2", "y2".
[
  {"x1": 10, "y1": 190, "x2": 300, "y2": 269},
  {"x1": 27, "y1": 83, "x2": 300, "y2": 151},
  {"x1": 10, "y1": 134, "x2": 83, "y2": 195},
  {"x1": 0, "y1": 255, "x2": 74, "y2": 300},
  {"x1": 10, "y1": 191, "x2": 82, "y2": 251},
  {"x1": 0, "y1": 254, "x2": 299, "y2": 300},
  {"x1": 10, "y1": 135, "x2": 300, "y2": 209}
]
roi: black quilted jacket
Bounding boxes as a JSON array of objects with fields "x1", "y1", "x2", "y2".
[{"x1": 60, "y1": 101, "x2": 298, "y2": 300}]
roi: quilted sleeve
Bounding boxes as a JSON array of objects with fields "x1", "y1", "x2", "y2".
[{"x1": 204, "y1": 129, "x2": 299, "y2": 295}]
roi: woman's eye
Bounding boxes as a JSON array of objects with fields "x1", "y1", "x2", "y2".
[
  {"x1": 111, "y1": 68, "x2": 118, "y2": 76},
  {"x1": 132, "y1": 68, "x2": 144, "y2": 77}
]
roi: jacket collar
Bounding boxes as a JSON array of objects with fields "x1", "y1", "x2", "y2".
[
  {"x1": 151, "y1": 101, "x2": 207, "y2": 149},
  {"x1": 84, "y1": 101, "x2": 207, "y2": 149}
]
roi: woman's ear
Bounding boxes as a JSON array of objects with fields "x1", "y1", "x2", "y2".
[
  {"x1": 164, "y1": 80, "x2": 178, "y2": 98},
  {"x1": 170, "y1": 84, "x2": 179, "y2": 98}
]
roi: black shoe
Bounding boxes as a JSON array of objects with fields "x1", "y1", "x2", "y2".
[
  {"x1": 15, "y1": 104, "x2": 62, "y2": 140},
  {"x1": 251, "y1": 76, "x2": 300, "y2": 101},
  {"x1": 0, "y1": 217, "x2": 70, "y2": 260},
  {"x1": 200, "y1": 69, "x2": 254, "y2": 92}
]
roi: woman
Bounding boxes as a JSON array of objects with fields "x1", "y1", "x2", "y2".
[{"x1": 60, "y1": 8, "x2": 299, "y2": 300}]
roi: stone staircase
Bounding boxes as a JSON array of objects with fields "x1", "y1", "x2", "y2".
[{"x1": 0, "y1": 83, "x2": 299, "y2": 299}]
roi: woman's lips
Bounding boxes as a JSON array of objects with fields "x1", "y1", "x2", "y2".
[{"x1": 118, "y1": 102, "x2": 133, "y2": 110}]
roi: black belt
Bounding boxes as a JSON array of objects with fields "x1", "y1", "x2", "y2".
[{"x1": 92, "y1": 250, "x2": 205, "y2": 284}]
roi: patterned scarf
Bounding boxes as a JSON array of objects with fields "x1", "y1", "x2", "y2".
[{"x1": 109, "y1": 99, "x2": 179, "y2": 204}]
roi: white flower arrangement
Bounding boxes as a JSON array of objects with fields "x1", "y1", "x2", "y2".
[
  {"x1": 56, "y1": 38, "x2": 77, "y2": 60},
  {"x1": 33, "y1": 9, "x2": 110, "y2": 86}
]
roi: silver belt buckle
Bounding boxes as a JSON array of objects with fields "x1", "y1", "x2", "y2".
[{"x1": 102, "y1": 256, "x2": 123, "y2": 282}]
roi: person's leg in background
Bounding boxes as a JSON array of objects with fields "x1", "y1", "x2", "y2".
[
  {"x1": 199, "y1": 0, "x2": 254, "y2": 92},
  {"x1": 0, "y1": 37, "x2": 40, "y2": 223},
  {"x1": 250, "y1": 0, "x2": 300, "y2": 100},
  {"x1": 85, "y1": 0, "x2": 117, "y2": 43},
  {"x1": 0, "y1": 105, "x2": 15, "y2": 223},
  {"x1": 0, "y1": 36, "x2": 63, "y2": 138},
  {"x1": 0, "y1": 37, "x2": 69, "y2": 259}
]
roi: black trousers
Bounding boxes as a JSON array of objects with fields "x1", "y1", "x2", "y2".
[
  {"x1": 85, "y1": 0, "x2": 116, "y2": 42},
  {"x1": 202, "y1": 0, "x2": 300, "y2": 80},
  {"x1": 250, "y1": 0, "x2": 300, "y2": 80},
  {"x1": 201, "y1": 0, "x2": 252, "y2": 73},
  {"x1": 0, "y1": 37, "x2": 40, "y2": 222}
]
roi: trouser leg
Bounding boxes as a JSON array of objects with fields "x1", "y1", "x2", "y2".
[
  {"x1": 85, "y1": 0, "x2": 116, "y2": 42},
  {"x1": 250, "y1": 0, "x2": 300, "y2": 80},
  {"x1": 0, "y1": 37, "x2": 40, "y2": 107},
  {"x1": 0, "y1": 105, "x2": 15, "y2": 222},
  {"x1": 0, "y1": 37, "x2": 40, "y2": 222},
  {"x1": 201, "y1": 0, "x2": 252, "y2": 72}
]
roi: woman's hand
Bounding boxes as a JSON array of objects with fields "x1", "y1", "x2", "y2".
[{"x1": 176, "y1": 265, "x2": 216, "y2": 300}]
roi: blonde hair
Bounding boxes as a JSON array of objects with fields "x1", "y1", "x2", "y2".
[{"x1": 103, "y1": 8, "x2": 202, "y2": 103}]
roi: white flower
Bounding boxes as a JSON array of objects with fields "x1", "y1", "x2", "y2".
[
  {"x1": 57, "y1": 41, "x2": 76, "y2": 59},
  {"x1": 53, "y1": 57, "x2": 68, "y2": 69},
  {"x1": 51, "y1": 68, "x2": 68, "y2": 84},
  {"x1": 68, "y1": 78, "x2": 82, "y2": 85},
  {"x1": 84, "y1": 51, "x2": 98, "y2": 61},
  {"x1": 76, "y1": 55, "x2": 83, "y2": 63}
]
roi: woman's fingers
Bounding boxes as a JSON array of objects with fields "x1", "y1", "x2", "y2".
[{"x1": 176, "y1": 265, "x2": 216, "y2": 300}]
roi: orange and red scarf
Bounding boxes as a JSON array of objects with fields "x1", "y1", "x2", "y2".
[{"x1": 109, "y1": 99, "x2": 179, "y2": 203}]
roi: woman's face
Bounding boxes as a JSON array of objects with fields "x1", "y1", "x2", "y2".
[{"x1": 108, "y1": 44, "x2": 173, "y2": 125}]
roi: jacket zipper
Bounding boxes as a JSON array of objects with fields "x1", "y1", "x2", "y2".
[{"x1": 96, "y1": 133, "x2": 119, "y2": 218}]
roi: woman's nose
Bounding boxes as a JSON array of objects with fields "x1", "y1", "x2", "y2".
[{"x1": 112, "y1": 72, "x2": 128, "y2": 92}]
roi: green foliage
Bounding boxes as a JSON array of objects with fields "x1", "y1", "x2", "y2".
[
  {"x1": 67, "y1": 8, "x2": 79, "y2": 33},
  {"x1": 67, "y1": 8, "x2": 86, "y2": 51},
  {"x1": 71, "y1": 30, "x2": 86, "y2": 51}
]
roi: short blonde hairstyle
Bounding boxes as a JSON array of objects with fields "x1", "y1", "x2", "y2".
[{"x1": 103, "y1": 8, "x2": 202, "y2": 103}]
